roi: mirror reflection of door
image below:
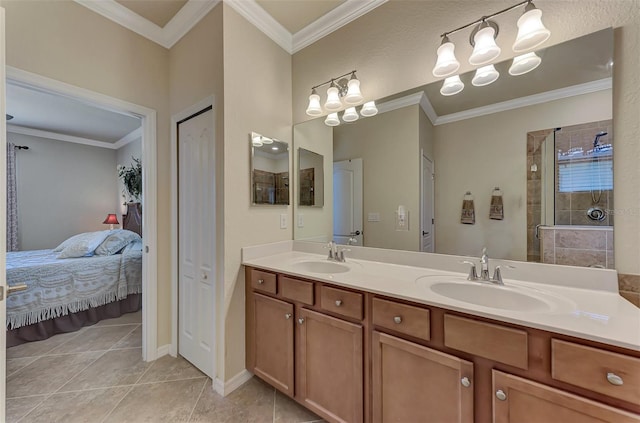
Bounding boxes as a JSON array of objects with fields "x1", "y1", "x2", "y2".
[
  {"x1": 333, "y1": 159, "x2": 363, "y2": 245},
  {"x1": 251, "y1": 133, "x2": 290, "y2": 205},
  {"x1": 298, "y1": 148, "x2": 324, "y2": 207},
  {"x1": 421, "y1": 154, "x2": 434, "y2": 252}
]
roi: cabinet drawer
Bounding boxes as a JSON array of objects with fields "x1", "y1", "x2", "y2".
[
  {"x1": 552, "y1": 339, "x2": 640, "y2": 405},
  {"x1": 250, "y1": 269, "x2": 277, "y2": 294},
  {"x1": 372, "y1": 298, "x2": 430, "y2": 341},
  {"x1": 320, "y1": 285, "x2": 363, "y2": 320},
  {"x1": 444, "y1": 314, "x2": 528, "y2": 369},
  {"x1": 279, "y1": 276, "x2": 314, "y2": 305}
]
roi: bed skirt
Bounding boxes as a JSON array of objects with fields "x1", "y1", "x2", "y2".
[{"x1": 7, "y1": 294, "x2": 142, "y2": 348}]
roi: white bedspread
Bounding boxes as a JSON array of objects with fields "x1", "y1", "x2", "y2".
[{"x1": 6, "y1": 241, "x2": 142, "y2": 329}]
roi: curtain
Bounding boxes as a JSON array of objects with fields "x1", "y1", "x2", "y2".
[{"x1": 7, "y1": 142, "x2": 18, "y2": 251}]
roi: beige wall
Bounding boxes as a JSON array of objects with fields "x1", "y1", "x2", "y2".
[
  {"x1": 433, "y1": 90, "x2": 611, "y2": 260},
  {"x1": 11, "y1": 133, "x2": 117, "y2": 250},
  {"x1": 292, "y1": 0, "x2": 640, "y2": 274},
  {"x1": 222, "y1": 4, "x2": 292, "y2": 380},
  {"x1": 2, "y1": 0, "x2": 173, "y2": 342},
  {"x1": 334, "y1": 105, "x2": 421, "y2": 251},
  {"x1": 293, "y1": 118, "x2": 333, "y2": 242}
]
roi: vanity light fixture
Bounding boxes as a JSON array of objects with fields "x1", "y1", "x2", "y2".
[
  {"x1": 306, "y1": 70, "x2": 379, "y2": 126},
  {"x1": 251, "y1": 134, "x2": 263, "y2": 147},
  {"x1": 440, "y1": 75, "x2": 465, "y2": 96},
  {"x1": 472, "y1": 64, "x2": 500, "y2": 87},
  {"x1": 432, "y1": 0, "x2": 550, "y2": 95},
  {"x1": 508, "y1": 51, "x2": 542, "y2": 75}
]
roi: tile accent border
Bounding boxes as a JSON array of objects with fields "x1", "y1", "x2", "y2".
[{"x1": 618, "y1": 273, "x2": 640, "y2": 307}]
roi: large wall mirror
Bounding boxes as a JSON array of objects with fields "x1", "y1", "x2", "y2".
[
  {"x1": 251, "y1": 132, "x2": 290, "y2": 205},
  {"x1": 293, "y1": 28, "x2": 614, "y2": 269}
]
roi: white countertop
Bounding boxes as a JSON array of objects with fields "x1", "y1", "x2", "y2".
[{"x1": 242, "y1": 241, "x2": 640, "y2": 352}]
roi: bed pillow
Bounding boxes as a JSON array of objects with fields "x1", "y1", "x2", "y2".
[
  {"x1": 94, "y1": 229, "x2": 141, "y2": 256},
  {"x1": 55, "y1": 230, "x2": 113, "y2": 259}
]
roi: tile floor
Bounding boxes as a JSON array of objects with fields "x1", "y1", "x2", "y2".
[{"x1": 6, "y1": 311, "x2": 323, "y2": 423}]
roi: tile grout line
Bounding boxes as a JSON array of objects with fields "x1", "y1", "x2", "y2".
[
  {"x1": 272, "y1": 386, "x2": 277, "y2": 423},
  {"x1": 107, "y1": 324, "x2": 141, "y2": 351},
  {"x1": 99, "y1": 385, "x2": 136, "y2": 423},
  {"x1": 186, "y1": 377, "x2": 209, "y2": 422},
  {"x1": 14, "y1": 393, "x2": 53, "y2": 423},
  {"x1": 51, "y1": 349, "x2": 111, "y2": 395}
]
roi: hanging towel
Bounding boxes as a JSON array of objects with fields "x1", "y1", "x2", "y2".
[
  {"x1": 460, "y1": 192, "x2": 475, "y2": 224},
  {"x1": 489, "y1": 187, "x2": 504, "y2": 220}
]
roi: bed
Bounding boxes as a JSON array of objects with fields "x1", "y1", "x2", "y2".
[{"x1": 6, "y1": 229, "x2": 143, "y2": 347}]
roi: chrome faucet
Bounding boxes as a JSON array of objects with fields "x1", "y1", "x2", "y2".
[
  {"x1": 325, "y1": 241, "x2": 337, "y2": 260},
  {"x1": 461, "y1": 248, "x2": 512, "y2": 285},
  {"x1": 480, "y1": 248, "x2": 490, "y2": 281}
]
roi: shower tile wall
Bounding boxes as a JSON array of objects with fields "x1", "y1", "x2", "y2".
[
  {"x1": 540, "y1": 226, "x2": 614, "y2": 269},
  {"x1": 554, "y1": 121, "x2": 614, "y2": 226},
  {"x1": 526, "y1": 129, "x2": 553, "y2": 262}
]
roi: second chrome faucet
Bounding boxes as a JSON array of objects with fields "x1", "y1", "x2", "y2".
[
  {"x1": 326, "y1": 241, "x2": 349, "y2": 263},
  {"x1": 463, "y1": 248, "x2": 512, "y2": 285}
]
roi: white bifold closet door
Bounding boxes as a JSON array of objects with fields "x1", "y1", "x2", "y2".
[
  {"x1": 178, "y1": 107, "x2": 215, "y2": 378},
  {"x1": 0, "y1": 6, "x2": 8, "y2": 420}
]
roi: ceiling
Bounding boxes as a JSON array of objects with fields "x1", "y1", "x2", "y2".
[
  {"x1": 6, "y1": 83, "x2": 141, "y2": 146},
  {"x1": 74, "y1": 0, "x2": 386, "y2": 52}
]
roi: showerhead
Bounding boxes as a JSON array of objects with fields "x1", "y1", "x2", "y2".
[
  {"x1": 6, "y1": 114, "x2": 13, "y2": 121},
  {"x1": 593, "y1": 131, "x2": 608, "y2": 148}
]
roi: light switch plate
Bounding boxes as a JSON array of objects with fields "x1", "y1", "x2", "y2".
[
  {"x1": 297, "y1": 214, "x2": 304, "y2": 227},
  {"x1": 280, "y1": 214, "x2": 288, "y2": 229},
  {"x1": 368, "y1": 212, "x2": 381, "y2": 222}
]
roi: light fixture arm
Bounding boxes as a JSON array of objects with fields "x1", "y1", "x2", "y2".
[
  {"x1": 440, "y1": 0, "x2": 531, "y2": 39},
  {"x1": 311, "y1": 70, "x2": 357, "y2": 91}
]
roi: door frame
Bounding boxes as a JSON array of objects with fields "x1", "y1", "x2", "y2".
[
  {"x1": 5, "y1": 66, "x2": 159, "y2": 361},
  {"x1": 170, "y1": 96, "x2": 219, "y2": 377},
  {"x1": 420, "y1": 151, "x2": 435, "y2": 252}
]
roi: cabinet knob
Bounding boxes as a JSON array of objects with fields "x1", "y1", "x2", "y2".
[
  {"x1": 335, "y1": 300, "x2": 343, "y2": 307},
  {"x1": 285, "y1": 313, "x2": 292, "y2": 320},
  {"x1": 461, "y1": 377, "x2": 471, "y2": 388},
  {"x1": 606, "y1": 372, "x2": 624, "y2": 386},
  {"x1": 298, "y1": 318, "x2": 305, "y2": 325},
  {"x1": 257, "y1": 279, "x2": 264, "y2": 284},
  {"x1": 495, "y1": 390, "x2": 507, "y2": 401},
  {"x1": 393, "y1": 316, "x2": 402, "y2": 324}
]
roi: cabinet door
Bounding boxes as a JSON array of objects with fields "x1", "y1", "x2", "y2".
[
  {"x1": 493, "y1": 370, "x2": 640, "y2": 423},
  {"x1": 251, "y1": 293, "x2": 294, "y2": 396},
  {"x1": 297, "y1": 308, "x2": 363, "y2": 423},
  {"x1": 372, "y1": 331, "x2": 473, "y2": 423}
]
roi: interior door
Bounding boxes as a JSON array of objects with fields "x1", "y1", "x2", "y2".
[
  {"x1": 178, "y1": 107, "x2": 215, "y2": 378},
  {"x1": 0, "y1": 6, "x2": 7, "y2": 420},
  {"x1": 333, "y1": 159, "x2": 363, "y2": 246},
  {"x1": 421, "y1": 154, "x2": 434, "y2": 252}
]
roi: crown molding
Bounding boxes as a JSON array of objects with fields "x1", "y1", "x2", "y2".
[
  {"x1": 292, "y1": 0, "x2": 388, "y2": 53},
  {"x1": 74, "y1": 0, "x2": 219, "y2": 49},
  {"x1": 435, "y1": 77, "x2": 612, "y2": 126},
  {"x1": 224, "y1": 0, "x2": 292, "y2": 52},
  {"x1": 7, "y1": 124, "x2": 125, "y2": 150},
  {"x1": 376, "y1": 92, "x2": 436, "y2": 124}
]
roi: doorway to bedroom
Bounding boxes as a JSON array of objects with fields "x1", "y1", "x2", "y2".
[{"x1": 2, "y1": 68, "x2": 159, "y2": 413}]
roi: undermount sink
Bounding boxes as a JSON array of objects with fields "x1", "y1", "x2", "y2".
[
  {"x1": 293, "y1": 260, "x2": 350, "y2": 274},
  {"x1": 429, "y1": 281, "x2": 555, "y2": 312}
]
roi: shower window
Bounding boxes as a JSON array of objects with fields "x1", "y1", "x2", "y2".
[{"x1": 558, "y1": 155, "x2": 613, "y2": 192}]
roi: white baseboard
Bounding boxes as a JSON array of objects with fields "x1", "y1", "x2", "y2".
[
  {"x1": 213, "y1": 369, "x2": 253, "y2": 396},
  {"x1": 156, "y1": 344, "x2": 171, "y2": 358}
]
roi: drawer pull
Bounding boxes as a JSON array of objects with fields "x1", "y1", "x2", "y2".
[
  {"x1": 285, "y1": 313, "x2": 292, "y2": 320},
  {"x1": 495, "y1": 390, "x2": 507, "y2": 401},
  {"x1": 606, "y1": 372, "x2": 624, "y2": 386},
  {"x1": 257, "y1": 279, "x2": 264, "y2": 284},
  {"x1": 461, "y1": 377, "x2": 471, "y2": 388},
  {"x1": 298, "y1": 318, "x2": 305, "y2": 325},
  {"x1": 335, "y1": 300, "x2": 343, "y2": 307},
  {"x1": 393, "y1": 316, "x2": 402, "y2": 324}
]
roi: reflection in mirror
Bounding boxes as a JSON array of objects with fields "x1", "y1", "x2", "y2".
[
  {"x1": 293, "y1": 29, "x2": 613, "y2": 268},
  {"x1": 298, "y1": 148, "x2": 324, "y2": 207},
  {"x1": 250, "y1": 132, "x2": 289, "y2": 205}
]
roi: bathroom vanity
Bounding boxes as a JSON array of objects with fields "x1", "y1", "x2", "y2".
[{"x1": 243, "y1": 243, "x2": 640, "y2": 423}]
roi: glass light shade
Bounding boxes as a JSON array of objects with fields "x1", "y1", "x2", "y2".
[
  {"x1": 325, "y1": 112, "x2": 340, "y2": 126},
  {"x1": 344, "y1": 78, "x2": 364, "y2": 104},
  {"x1": 513, "y1": 8, "x2": 550, "y2": 52},
  {"x1": 440, "y1": 75, "x2": 465, "y2": 96},
  {"x1": 432, "y1": 40, "x2": 461, "y2": 77},
  {"x1": 469, "y1": 26, "x2": 501, "y2": 65},
  {"x1": 360, "y1": 101, "x2": 378, "y2": 117},
  {"x1": 251, "y1": 135, "x2": 263, "y2": 147},
  {"x1": 306, "y1": 92, "x2": 322, "y2": 116},
  {"x1": 472, "y1": 64, "x2": 500, "y2": 86},
  {"x1": 509, "y1": 52, "x2": 542, "y2": 75},
  {"x1": 260, "y1": 136, "x2": 274, "y2": 144},
  {"x1": 342, "y1": 107, "x2": 359, "y2": 122},
  {"x1": 324, "y1": 86, "x2": 342, "y2": 111}
]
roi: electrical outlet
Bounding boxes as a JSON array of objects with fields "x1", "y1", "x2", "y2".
[
  {"x1": 280, "y1": 214, "x2": 288, "y2": 229},
  {"x1": 297, "y1": 214, "x2": 304, "y2": 228}
]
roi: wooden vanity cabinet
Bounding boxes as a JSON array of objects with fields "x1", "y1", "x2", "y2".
[{"x1": 372, "y1": 331, "x2": 473, "y2": 423}]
